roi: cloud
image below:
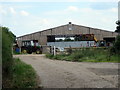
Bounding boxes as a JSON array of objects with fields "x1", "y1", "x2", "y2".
[
  {"x1": 20, "y1": 10, "x2": 29, "y2": 16},
  {"x1": 0, "y1": 6, "x2": 29, "y2": 16},
  {"x1": 44, "y1": 6, "x2": 79, "y2": 15},
  {"x1": 0, "y1": 6, "x2": 7, "y2": 15},
  {"x1": 67, "y1": 0, "x2": 79, "y2": 2},
  {"x1": 118, "y1": 1, "x2": 120, "y2": 20},
  {"x1": 42, "y1": 19, "x2": 49, "y2": 24},
  {"x1": 0, "y1": 0, "x2": 118, "y2": 2},
  {"x1": 38, "y1": 6, "x2": 117, "y2": 31},
  {"x1": 66, "y1": 6, "x2": 79, "y2": 12},
  {"x1": 41, "y1": 5, "x2": 117, "y2": 32},
  {"x1": 109, "y1": 8, "x2": 118, "y2": 13},
  {"x1": 88, "y1": 0, "x2": 118, "y2": 2},
  {"x1": 1, "y1": 2, "x2": 117, "y2": 36},
  {"x1": 9, "y1": 7, "x2": 16, "y2": 14}
]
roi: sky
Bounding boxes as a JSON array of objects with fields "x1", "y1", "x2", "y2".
[
  {"x1": 118, "y1": 1, "x2": 120, "y2": 20},
  {"x1": 0, "y1": 0, "x2": 119, "y2": 37}
]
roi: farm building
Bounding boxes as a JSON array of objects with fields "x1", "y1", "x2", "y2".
[{"x1": 17, "y1": 22, "x2": 118, "y2": 49}]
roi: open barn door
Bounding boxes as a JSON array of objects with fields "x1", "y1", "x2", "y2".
[{"x1": 103, "y1": 37, "x2": 115, "y2": 47}]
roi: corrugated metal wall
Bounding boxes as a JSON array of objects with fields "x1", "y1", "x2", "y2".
[{"x1": 47, "y1": 41, "x2": 96, "y2": 48}]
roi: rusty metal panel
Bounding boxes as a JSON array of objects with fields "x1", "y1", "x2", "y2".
[
  {"x1": 17, "y1": 37, "x2": 22, "y2": 47},
  {"x1": 100, "y1": 30, "x2": 106, "y2": 37},
  {"x1": 31, "y1": 34, "x2": 34, "y2": 40},
  {"x1": 26, "y1": 34, "x2": 32, "y2": 40},
  {"x1": 41, "y1": 30, "x2": 50, "y2": 35},
  {"x1": 79, "y1": 26, "x2": 89, "y2": 34},
  {"x1": 55, "y1": 27, "x2": 61, "y2": 35},
  {"x1": 40, "y1": 31, "x2": 44, "y2": 35},
  {"x1": 45, "y1": 30, "x2": 52, "y2": 35},
  {"x1": 94, "y1": 34, "x2": 102, "y2": 40},
  {"x1": 103, "y1": 31, "x2": 110, "y2": 37},
  {"x1": 38, "y1": 35, "x2": 47, "y2": 45},
  {"x1": 72, "y1": 25, "x2": 79, "y2": 35},
  {"x1": 33, "y1": 33, "x2": 36, "y2": 40},
  {"x1": 54, "y1": 28, "x2": 58, "y2": 35},
  {"x1": 99, "y1": 34, "x2": 103, "y2": 40},
  {"x1": 75, "y1": 25, "x2": 83, "y2": 34},
  {"x1": 51, "y1": 26, "x2": 64, "y2": 35},
  {"x1": 32, "y1": 32, "x2": 39, "y2": 40},
  {"x1": 63, "y1": 25, "x2": 90, "y2": 35},
  {"x1": 63, "y1": 25, "x2": 71, "y2": 35},
  {"x1": 90, "y1": 28, "x2": 100, "y2": 35},
  {"x1": 51, "y1": 28, "x2": 56, "y2": 35},
  {"x1": 87, "y1": 28, "x2": 102, "y2": 40},
  {"x1": 89, "y1": 28, "x2": 95, "y2": 34},
  {"x1": 108, "y1": 32, "x2": 113, "y2": 36},
  {"x1": 62, "y1": 25, "x2": 69, "y2": 35},
  {"x1": 59, "y1": 26, "x2": 64, "y2": 35},
  {"x1": 22, "y1": 36, "x2": 26, "y2": 40},
  {"x1": 112, "y1": 32, "x2": 118, "y2": 37}
]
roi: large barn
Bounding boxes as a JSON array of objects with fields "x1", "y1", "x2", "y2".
[{"x1": 17, "y1": 22, "x2": 118, "y2": 48}]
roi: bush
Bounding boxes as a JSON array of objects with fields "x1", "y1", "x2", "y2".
[
  {"x1": 114, "y1": 35, "x2": 120, "y2": 54},
  {"x1": 110, "y1": 35, "x2": 120, "y2": 54},
  {"x1": 46, "y1": 54, "x2": 54, "y2": 59},
  {"x1": 46, "y1": 48, "x2": 119, "y2": 62},
  {"x1": 2, "y1": 27, "x2": 15, "y2": 76},
  {"x1": 67, "y1": 46, "x2": 72, "y2": 55},
  {"x1": 1, "y1": 26, "x2": 16, "y2": 88},
  {"x1": 70, "y1": 51, "x2": 84, "y2": 61}
]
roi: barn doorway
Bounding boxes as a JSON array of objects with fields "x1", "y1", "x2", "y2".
[{"x1": 103, "y1": 37, "x2": 115, "y2": 47}]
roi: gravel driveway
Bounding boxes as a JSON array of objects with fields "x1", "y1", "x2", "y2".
[{"x1": 14, "y1": 54, "x2": 119, "y2": 88}]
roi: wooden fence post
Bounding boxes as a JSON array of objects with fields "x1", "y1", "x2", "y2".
[{"x1": 53, "y1": 46, "x2": 56, "y2": 56}]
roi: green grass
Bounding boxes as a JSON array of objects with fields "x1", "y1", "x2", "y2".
[
  {"x1": 12, "y1": 58, "x2": 39, "y2": 88},
  {"x1": 46, "y1": 48, "x2": 120, "y2": 63}
]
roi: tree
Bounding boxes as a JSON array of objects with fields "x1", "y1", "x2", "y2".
[
  {"x1": 115, "y1": 20, "x2": 120, "y2": 33},
  {"x1": 110, "y1": 35, "x2": 120, "y2": 54},
  {"x1": 114, "y1": 35, "x2": 120, "y2": 54}
]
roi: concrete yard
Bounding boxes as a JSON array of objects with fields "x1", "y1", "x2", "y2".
[{"x1": 14, "y1": 54, "x2": 119, "y2": 88}]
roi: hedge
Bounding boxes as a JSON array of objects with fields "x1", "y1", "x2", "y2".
[{"x1": 1, "y1": 26, "x2": 16, "y2": 78}]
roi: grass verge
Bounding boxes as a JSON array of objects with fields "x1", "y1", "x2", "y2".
[
  {"x1": 12, "y1": 58, "x2": 40, "y2": 88},
  {"x1": 46, "y1": 48, "x2": 120, "y2": 63}
]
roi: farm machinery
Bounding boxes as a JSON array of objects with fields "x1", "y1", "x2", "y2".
[{"x1": 21, "y1": 40, "x2": 42, "y2": 54}]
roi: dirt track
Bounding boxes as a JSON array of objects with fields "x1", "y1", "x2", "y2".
[{"x1": 14, "y1": 54, "x2": 119, "y2": 88}]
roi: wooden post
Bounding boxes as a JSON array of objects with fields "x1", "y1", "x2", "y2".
[
  {"x1": 19, "y1": 47, "x2": 21, "y2": 53},
  {"x1": 53, "y1": 46, "x2": 56, "y2": 56}
]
